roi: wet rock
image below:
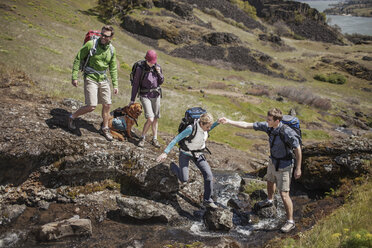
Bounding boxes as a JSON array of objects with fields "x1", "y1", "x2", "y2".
[
  {"x1": 250, "y1": 189, "x2": 268, "y2": 201},
  {"x1": 204, "y1": 208, "x2": 234, "y2": 232},
  {"x1": 233, "y1": 210, "x2": 251, "y2": 226},
  {"x1": 0, "y1": 204, "x2": 26, "y2": 225},
  {"x1": 37, "y1": 216, "x2": 92, "y2": 241},
  {"x1": 227, "y1": 192, "x2": 251, "y2": 211},
  {"x1": 253, "y1": 203, "x2": 277, "y2": 218},
  {"x1": 116, "y1": 195, "x2": 179, "y2": 223}
]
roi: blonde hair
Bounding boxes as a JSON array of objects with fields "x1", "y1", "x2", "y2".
[
  {"x1": 267, "y1": 108, "x2": 283, "y2": 121},
  {"x1": 200, "y1": 113, "x2": 213, "y2": 125}
]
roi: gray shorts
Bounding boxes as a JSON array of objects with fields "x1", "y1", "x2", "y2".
[
  {"x1": 84, "y1": 77, "x2": 111, "y2": 106},
  {"x1": 266, "y1": 161, "x2": 293, "y2": 192},
  {"x1": 140, "y1": 96, "x2": 160, "y2": 119}
]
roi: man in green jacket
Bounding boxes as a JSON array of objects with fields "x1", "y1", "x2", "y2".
[{"x1": 68, "y1": 25, "x2": 118, "y2": 141}]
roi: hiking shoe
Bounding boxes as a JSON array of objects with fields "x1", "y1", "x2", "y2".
[
  {"x1": 203, "y1": 201, "x2": 218, "y2": 209},
  {"x1": 257, "y1": 199, "x2": 273, "y2": 208},
  {"x1": 151, "y1": 138, "x2": 161, "y2": 148},
  {"x1": 138, "y1": 137, "x2": 145, "y2": 147},
  {"x1": 280, "y1": 221, "x2": 295, "y2": 233},
  {"x1": 101, "y1": 127, "x2": 113, "y2": 141},
  {"x1": 67, "y1": 116, "x2": 76, "y2": 130}
]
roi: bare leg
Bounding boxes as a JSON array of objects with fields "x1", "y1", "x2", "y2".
[
  {"x1": 141, "y1": 117, "x2": 154, "y2": 137},
  {"x1": 267, "y1": 181, "x2": 276, "y2": 201},
  {"x1": 280, "y1": 191, "x2": 293, "y2": 221},
  {"x1": 152, "y1": 118, "x2": 158, "y2": 139},
  {"x1": 71, "y1": 105, "x2": 96, "y2": 119},
  {"x1": 102, "y1": 104, "x2": 111, "y2": 128}
]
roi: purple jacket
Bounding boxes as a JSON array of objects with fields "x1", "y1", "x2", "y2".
[{"x1": 130, "y1": 63, "x2": 164, "y2": 101}]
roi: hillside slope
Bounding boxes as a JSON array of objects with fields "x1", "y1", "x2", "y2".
[{"x1": 0, "y1": 0, "x2": 371, "y2": 151}]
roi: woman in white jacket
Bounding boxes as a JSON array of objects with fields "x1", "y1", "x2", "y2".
[{"x1": 156, "y1": 113, "x2": 220, "y2": 209}]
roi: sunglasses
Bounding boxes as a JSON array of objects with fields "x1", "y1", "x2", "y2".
[{"x1": 101, "y1": 33, "x2": 112, "y2": 38}]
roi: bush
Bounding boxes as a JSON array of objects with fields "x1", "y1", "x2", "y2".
[
  {"x1": 314, "y1": 74, "x2": 327, "y2": 82},
  {"x1": 328, "y1": 73, "x2": 346, "y2": 84},
  {"x1": 229, "y1": 0, "x2": 257, "y2": 19},
  {"x1": 314, "y1": 73, "x2": 346, "y2": 85}
]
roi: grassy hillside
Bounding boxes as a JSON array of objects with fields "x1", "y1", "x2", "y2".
[{"x1": 0, "y1": 0, "x2": 371, "y2": 152}]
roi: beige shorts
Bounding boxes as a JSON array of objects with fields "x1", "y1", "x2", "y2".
[
  {"x1": 266, "y1": 161, "x2": 293, "y2": 192},
  {"x1": 84, "y1": 77, "x2": 111, "y2": 106},
  {"x1": 140, "y1": 96, "x2": 160, "y2": 119}
]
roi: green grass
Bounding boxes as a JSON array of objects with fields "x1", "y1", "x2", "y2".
[
  {"x1": 281, "y1": 179, "x2": 372, "y2": 248},
  {"x1": 0, "y1": 0, "x2": 371, "y2": 152}
]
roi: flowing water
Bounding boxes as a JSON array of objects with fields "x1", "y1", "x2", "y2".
[
  {"x1": 189, "y1": 171, "x2": 287, "y2": 246},
  {"x1": 297, "y1": 0, "x2": 372, "y2": 35}
]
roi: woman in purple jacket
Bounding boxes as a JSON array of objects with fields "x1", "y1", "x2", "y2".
[{"x1": 129, "y1": 50, "x2": 164, "y2": 148}]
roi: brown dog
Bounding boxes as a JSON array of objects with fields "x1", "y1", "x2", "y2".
[{"x1": 108, "y1": 103, "x2": 142, "y2": 141}]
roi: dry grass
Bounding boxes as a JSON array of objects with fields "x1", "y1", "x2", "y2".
[{"x1": 277, "y1": 86, "x2": 332, "y2": 110}]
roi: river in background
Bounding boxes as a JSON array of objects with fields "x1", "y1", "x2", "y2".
[{"x1": 297, "y1": 0, "x2": 372, "y2": 35}]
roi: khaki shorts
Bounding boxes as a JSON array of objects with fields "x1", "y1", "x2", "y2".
[
  {"x1": 266, "y1": 161, "x2": 293, "y2": 192},
  {"x1": 140, "y1": 96, "x2": 160, "y2": 119},
  {"x1": 84, "y1": 77, "x2": 111, "y2": 106}
]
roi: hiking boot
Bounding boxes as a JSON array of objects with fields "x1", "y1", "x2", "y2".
[
  {"x1": 138, "y1": 137, "x2": 145, "y2": 147},
  {"x1": 67, "y1": 116, "x2": 76, "y2": 130},
  {"x1": 203, "y1": 201, "x2": 218, "y2": 209},
  {"x1": 280, "y1": 221, "x2": 295, "y2": 233},
  {"x1": 257, "y1": 199, "x2": 273, "y2": 208},
  {"x1": 151, "y1": 138, "x2": 161, "y2": 148},
  {"x1": 101, "y1": 127, "x2": 113, "y2": 141}
]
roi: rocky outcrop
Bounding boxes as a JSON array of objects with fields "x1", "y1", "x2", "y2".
[
  {"x1": 247, "y1": 0, "x2": 343, "y2": 44},
  {"x1": 299, "y1": 137, "x2": 372, "y2": 191}
]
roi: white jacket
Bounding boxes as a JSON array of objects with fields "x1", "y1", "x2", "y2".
[{"x1": 181, "y1": 121, "x2": 208, "y2": 157}]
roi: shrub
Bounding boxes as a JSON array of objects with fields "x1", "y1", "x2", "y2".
[
  {"x1": 328, "y1": 73, "x2": 346, "y2": 84},
  {"x1": 277, "y1": 86, "x2": 332, "y2": 110},
  {"x1": 229, "y1": 0, "x2": 257, "y2": 19},
  {"x1": 314, "y1": 73, "x2": 346, "y2": 85}
]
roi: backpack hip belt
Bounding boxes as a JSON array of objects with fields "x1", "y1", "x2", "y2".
[
  {"x1": 84, "y1": 66, "x2": 108, "y2": 76},
  {"x1": 140, "y1": 87, "x2": 162, "y2": 97}
]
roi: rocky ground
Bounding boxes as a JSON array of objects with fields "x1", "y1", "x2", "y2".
[{"x1": 0, "y1": 68, "x2": 371, "y2": 247}]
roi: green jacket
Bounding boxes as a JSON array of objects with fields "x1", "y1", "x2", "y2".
[{"x1": 72, "y1": 39, "x2": 118, "y2": 88}]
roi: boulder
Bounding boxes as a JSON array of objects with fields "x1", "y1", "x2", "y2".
[
  {"x1": 253, "y1": 203, "x2": 277, "y2": 218},
  {"x1": 204, "y1": 208, "x2": 234, "y2": 232},
  {"x1": 116, "y1": 195, "x2": 179, "y2": 223},
  {"x1": 37, "y1": 216, "x2": 92, "y2": 241}
]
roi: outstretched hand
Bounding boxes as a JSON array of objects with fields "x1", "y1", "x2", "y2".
[
  {"x1": 218, "y1": 117, "x2": 229, "y2": 124},
  {"x1": 156, "y1": 153, "x2": 167, "y2": 163}
]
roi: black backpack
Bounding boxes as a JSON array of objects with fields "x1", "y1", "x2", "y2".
[
  {"x1": 268, "y1": 115, "x2": 302, "y2": 170},
  {"x1": 178, "y1": 107, "x2": 208, "y2": 152},
  {"x1": 130, "y1": 60, "x2": 146, "y2": 86}
]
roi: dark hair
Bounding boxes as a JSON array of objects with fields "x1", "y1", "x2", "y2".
[
  {"x1": 102, "y1": 25, "x2": 114, "y2": 36},
  {"x1": 267, "y1": 108, "x2": 283, "y2": 121}
]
